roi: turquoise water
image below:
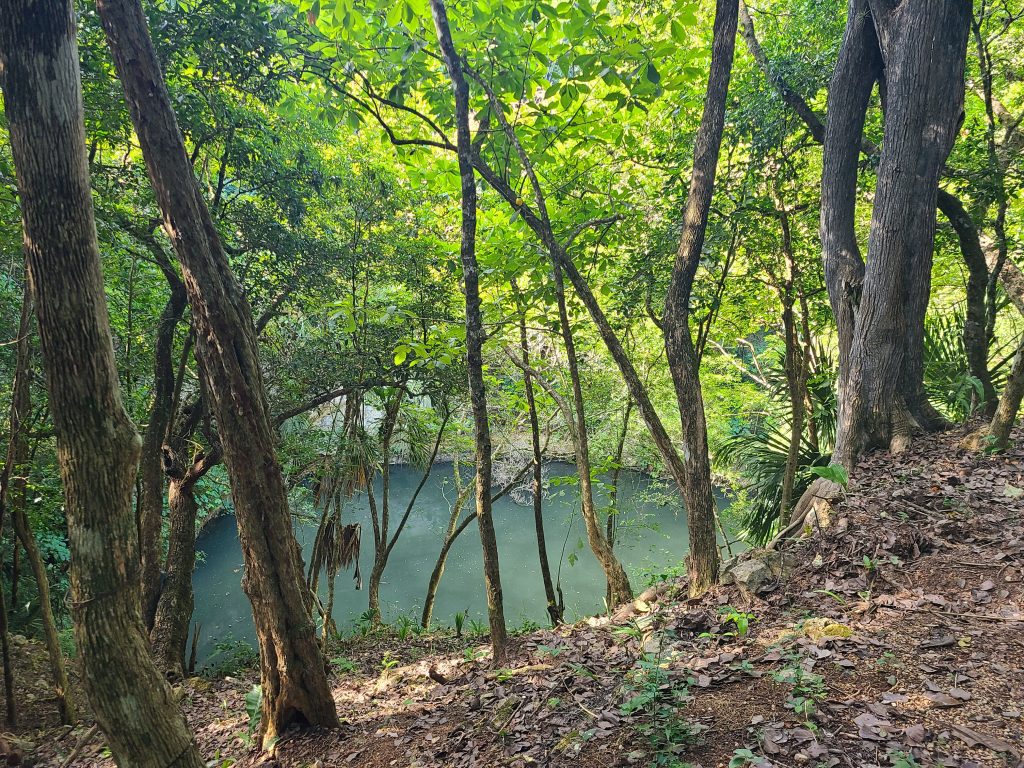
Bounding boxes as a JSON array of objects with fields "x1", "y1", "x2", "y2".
[{"x1": 191, "y1": 462, "x2": 731, "y2": 666}]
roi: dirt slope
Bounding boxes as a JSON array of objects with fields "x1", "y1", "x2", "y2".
[{"x1": 30, "y1": 427, "x2": 1024, "y2": 768}]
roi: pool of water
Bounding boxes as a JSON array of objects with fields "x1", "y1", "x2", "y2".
[{"x1": 191, "y1": 462, "x2": 733, "y2": 667}]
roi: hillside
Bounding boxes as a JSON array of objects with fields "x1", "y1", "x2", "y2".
[{"x1": 19, "y1": 427, "x2": 1022, "y2": 768}]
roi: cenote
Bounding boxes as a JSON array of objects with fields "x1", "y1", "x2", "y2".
[{"x1": 192, "y1": 462, "x2": 735, "y2": 667}]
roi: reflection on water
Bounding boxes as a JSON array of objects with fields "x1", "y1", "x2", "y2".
[{"x1": 191, "y1": 462, "x2": 732, "y2": 666}]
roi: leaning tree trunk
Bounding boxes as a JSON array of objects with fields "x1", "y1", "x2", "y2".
[
  {"x1": 965, "y1": 338, "x2": 1024, "y2": 453},
  {"x1": 516, "y1": 304, "x2": 561, "y2": 625},
  {"x1": 430, "y1": 0, "x2": 509, "y2": 663},
  {"x1": 0, "y1": 1, "x2": 204, "y2": 762},
  {"x1": 95, "y1": 0, "x2": 339, "y2": 741},
  {"x1": 839, "y1": 1, "x2": 970, "y2": 458},
  {"x1": 661, "y1": 0, "x2": 738, "y2": 596},
  {"x1": 3, "y1": 284, "x2": 74, "y2": 724},
  {"x1": 553, "y1": 264, "x2": 632, "y2": 606}
]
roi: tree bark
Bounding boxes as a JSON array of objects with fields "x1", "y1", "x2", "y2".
[
  {"x1": 776, "y1": 202, "x2": 807, "y2": 523},
  {"x1": 965, "y1": 337, "x2": 1024, "y2": 452},
  {"x1": 0, "y1": 0, "x2": 203, "y2": 761},
  {"x1": 553, "y1": 265, "x2": 632, "y2": 606},
  {"x1": 3, "y1": 283, "x2": 74, "y2": 724},
  {"x1": 742, "y1": 0, "x2": 990, "y2": 428},
  {"x1": 837, "y1": 1, "x2": 970, "y2": 459},
  {"x1": 515, "y1": 300, "x2": 561, "y2": 625},
  {"x1": 151, "y1": 443, "x2": 219, "y2": 681},
  {"x1": 95, "y1": 0, "x2": 339, "y2": 741},
  {"x1": 937, "y1": 189, "x2": 996, "y2": 413},
  {"x1": 429, "y1": 0, "x2": 509, "y2": 663},
  {"x1": 139, "y1": 263, "x2": 188, "y2": 632},
  {"x1": 662, "y1": 0, "x2": 737, "y2": 596}
]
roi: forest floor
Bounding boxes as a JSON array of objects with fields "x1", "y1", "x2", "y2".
[{"x1": 18, "y1": 426, "x2": 1024, "y2": 768}]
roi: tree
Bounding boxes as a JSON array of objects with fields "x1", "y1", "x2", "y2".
[
  {"x1": 0, "y1": 0, "x2": 204, "y2": 762},
  {"x1": 429, "y1": 0, "x2": 509, "y2": 662},
  {"x1": 662, "y1": 0, "x2": 739, "y2": 594},
  {"x1": 94, "y1": 0, "x2": 339, "y2": 740},
  {"x1": 828, "y1": 0, "x2": 971, "y2": 463}
]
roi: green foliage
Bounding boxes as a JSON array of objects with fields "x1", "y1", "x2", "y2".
[
  {"x1": 203, "y1": 639, "x2": 259, "y2": 678},
  {"x1": 714, "y1": 425, "x2": 831, "y2": 544}
]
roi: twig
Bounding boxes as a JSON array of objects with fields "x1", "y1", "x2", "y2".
[
  {"x1": 60, "y1": 724, "x2": 100, "y2": 768},
  {"x1": 877, "y1": 604, "x2": 1023, "y2": 623}
]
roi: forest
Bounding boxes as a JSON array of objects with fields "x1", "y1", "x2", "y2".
[{"x1": 0, "y1": 0, "x2": 1023, "y2": 766}]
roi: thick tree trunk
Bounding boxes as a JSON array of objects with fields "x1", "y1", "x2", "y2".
[
  {"x1": 662, "y1": 0, "x2": 737, "y2": 596},
  {"x1": 0, "y1": 1, "x2": 203, "y2": 762},
  {"x1": 553, "y1": 265, "x2": 632, "y2": 606},
  {"x1": 95, "y1": 0, "x2": 339, "y2": 741},
  {"x1": 820, "y1": 0, "x2": 880, "y2": 466},
  {"x1": 430, "y1": 0, "x2": 508, "y2": 662},
  {"x1": 516, "y1": 304, "x2": 561, "y2": 625},
  {"x1": 742, "y1": 0, "x2": 1000, "y2": 421},
  {"x1": 838, "y1": 1, "x2": 970, "y2": 458}
]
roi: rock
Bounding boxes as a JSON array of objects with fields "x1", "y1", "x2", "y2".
[
  {"x1": 10, "y1": 635, "x2": 27, "y2": 646},
  {"x1": 719, "y1": 556, "x2": 740, "y2": 585},
  {"x1": 731, "y1": 558, "x2": 773, "y2": 596},
  {"x1": 802, "y1": 618, "x2": 854, "y2": 641},
  {"x1": 641, "y1": 632, "x2": 664, "y2": 656}
]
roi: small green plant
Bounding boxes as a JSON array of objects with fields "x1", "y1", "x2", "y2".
[
  {"x1": 621, "y1": 654, "x2": 701, "y2": 767},
  {"x1": 468, "y1": 618, "x2": 487, "y2": 636},
  {"x1": 729, "y1": 748, "x2": 767, "y2": 767},
  {"x1": 887, "y1": 750, "x2": 920, "y2": 768},
  {"x1": 772, "y1": 655, "x2": 826, "y2": 725},
  {"x1": 463, "y1": 646, "x2": 487, "y2": 662},
  {"x1": 395, "y1": 615, "x2": 415, "y2": 641},
  {"x1": 453, "y1": 611, "x2": 465, "y2": 638},
  {"x1": 242, "y1": 684, "x2": 262, "y2": 745},
  {"x1": 330, "y1": 656, "x2": 358, "y2": 673},
  {"x1": 809, "y1": 464, "x2": 849, "y2": 488},
  {"x1": 611, "y1": 621, "x2": 644, "y2": 643},
  {"x1": 718, "y1": 606, "x2": 756, "y2": 637},
  {"x1": 380, "y1": 651, "x2": 399, "y2": 673},
  {"x1": 536, "y1": 644, "x2": 564, "y2": 658}
]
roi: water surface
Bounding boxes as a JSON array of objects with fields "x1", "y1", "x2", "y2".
[{"x1": 191, "y1": 462, "x2": 731, "y2": 666}]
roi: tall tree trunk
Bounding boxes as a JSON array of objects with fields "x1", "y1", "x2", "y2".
[
  {"x1": 516, "y1": 302, "x2": 561, "y2": 625},
  {"x1": 139, "y1": 273, "x2": 187, "y2": 632},
  {"x1": 0, "y1": 1, "x2": 203, "y2": 761},
  {"x1": 429, "y1": 0, "x2": 508, "y2": 663},
  {"x1": 0, "y1": 287, "x2": 32, "y2": 728},
  {"x1": 420, "y1": 476, "x2": 474, "y2": 631},
  {"x1": 553, "y1": 265, "x2": 632, "y2": 606},
  {"x1": 819, "y1": 0, "x2": 880, "y2": 467},
  {"x1": 151, "y1": 443, "x2": 219, "y2": 681},
  {"x1": 838, "y1": 1, "x2": 970, "y2": 459},
  {"x1": 95, "y1": 0, "x2": 339, "y2": 741},
  {"x1": 3, "y1": 284, "x2": 74, "y2": 724},
  {"x1": 367, "y1": 391, "x2": 402, "y2": 621},
  {"x1": 776, "y1": 200, "x2": 806, "y2": 523},
  {"x1": 662, "y1": 0, "x2": 737, "y2": 596},
  {"x1": 938, "y1": 190, "x2": 996, "y2": 413},
  {"x1": 745, "y1": 0, "x2": 999, "y2": 421}
]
